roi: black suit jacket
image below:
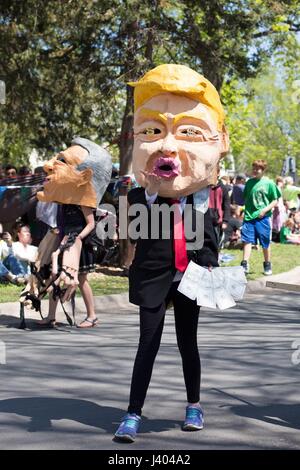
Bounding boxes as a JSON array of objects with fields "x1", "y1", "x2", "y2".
[{"x1": 128, "y1": 187, "x2": 219, "y2": 307}]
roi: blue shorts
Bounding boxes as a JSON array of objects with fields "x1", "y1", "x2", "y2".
[{"x1": 241, "y1": 216, "x2": 272, "y2": 249}]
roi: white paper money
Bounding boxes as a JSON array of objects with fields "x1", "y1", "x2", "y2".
[
  {"x1": 177, "y1": 261, "x2": 247, "y2": 310},
  {"x1": 196, "y1": 268, "x2": 216, "y2": 308}
]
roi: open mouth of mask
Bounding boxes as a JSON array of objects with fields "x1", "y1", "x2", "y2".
[{"x1": 152, "y1": 157, "x2": 181, "y2": 179}]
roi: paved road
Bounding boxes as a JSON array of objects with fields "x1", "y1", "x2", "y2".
[{"x1": 0, "y1": 289, "x2": 299, "y2": 450}]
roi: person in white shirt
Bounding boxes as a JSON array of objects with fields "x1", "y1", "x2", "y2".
[
  {"x1": 4, "y1": 224, "x2": 37, "y2": 277},
  {"x1": 0, "y1": 229, "x2": 26, "y2": 285}
]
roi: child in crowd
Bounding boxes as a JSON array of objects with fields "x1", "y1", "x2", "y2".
[
  {"x1": 280, "y1": 219, "x2": 300, "y2": 245},
  {"x1": 240, "y1": 160, "x2": 281, "y2": 276}
]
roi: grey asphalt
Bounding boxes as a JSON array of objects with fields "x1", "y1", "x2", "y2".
[{"x1": 0, "y1": 272, "x2": 300, "y2": 450}]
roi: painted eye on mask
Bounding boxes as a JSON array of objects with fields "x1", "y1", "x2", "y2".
[
  {"x1": 179, "y1": 128, "x2": 204, "y2": 137},
  {"x1": 142, "y1": 127, "x2": 161, "y2": 135}
]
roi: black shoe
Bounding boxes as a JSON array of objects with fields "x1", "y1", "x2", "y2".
[
  {"x1": 240, "y1": 260, "x2": 249, "y2": 274},
  {"x1": 263, "y1": 261, "x2": 272, "y2": 276}
]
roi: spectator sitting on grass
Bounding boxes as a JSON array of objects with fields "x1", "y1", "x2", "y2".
[
  {"x1": 0, "y1": 227, "x2": 26, "y2": 285},
  {"x1": 280, "y1": 219, "x2": 300, "y2": 245},
  {"x1": 223, "y1": 205, "x2": 243, "y2": 248},
  {"x1": 4, "y1": 224, "x2": 38, "y2": 277}
]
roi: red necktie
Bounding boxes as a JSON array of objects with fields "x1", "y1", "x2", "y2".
[{"x1": 170, "y1": 199, "x2": 189, "y2": 272}]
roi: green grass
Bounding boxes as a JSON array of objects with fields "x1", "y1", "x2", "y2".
[
  {"x1": 0, "y1": 283, "x2": 22, "y2": 303},
  {"x1": 0, "y1": 243, "x2": 298, "y2": 303},
  {"x1": 0, "y1": 274, "x2": 128, "y2": 304},
  {"x1": 87, "y1": 276, "x2": 128, "y2": 297},
  {"x1": 221, "y1": 243, "x2": 300, "y2": 280}
]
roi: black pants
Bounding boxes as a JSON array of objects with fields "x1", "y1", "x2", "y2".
[{"x1": 128, "y1": 282, "x2": 201, "y2": 416}]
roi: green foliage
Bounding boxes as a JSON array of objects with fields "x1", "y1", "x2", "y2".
[
  {"x1": 0, "y1": 0, "x2": 126, "y2": 159},
  {"x1": 0, "y1": 122, "x2": 33, "y2": 165},
  {"x1": 0, "y1": 0, "x2": 299, "y2": 170},
  {"x1": 170, "y1": 0, "x2": 300, "y2": 90},
  {"x1": 222, "y1": 46, "x2": 300, "y2": 176}
]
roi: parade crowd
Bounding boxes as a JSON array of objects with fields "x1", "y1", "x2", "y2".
[{"x1": 1, "y1": 159, "x2": 300, "y2": 286}]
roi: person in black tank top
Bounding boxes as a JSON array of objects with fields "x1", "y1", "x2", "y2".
[{"x1": 35, "y1": 138, "x2": 112, "y2": 328}]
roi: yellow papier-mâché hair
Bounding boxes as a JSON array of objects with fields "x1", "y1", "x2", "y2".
[{"x1": 128, "y1": 64, "x2": 225, "y2": 131}]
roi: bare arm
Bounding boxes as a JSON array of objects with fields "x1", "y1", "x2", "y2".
[
  {"x1": 77, "y1": 206, "x2": 95, "y2": 240},
  {"x1": 258, "y1": 199, "x2": 278, "y2": 218}
]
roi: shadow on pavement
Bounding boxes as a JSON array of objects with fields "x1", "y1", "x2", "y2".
[
  {"x1": 0, "y1": 397, "x2": 180, "y2": 434},
  {"x1": 230, "y1": 403, "x2": 300, "y2": 431},
  {"x1": 0, "y1": 315, "x2": 73, "y2": 331},
  {"x1": 0, "y1": 314, "x2": 22, "y2": 329}
]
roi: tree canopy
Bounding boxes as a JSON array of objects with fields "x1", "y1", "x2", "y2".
[
  {"x1": 0, "y1": 0, "x2": 299, "y2": 173},
  {"x1": 223, "y1": 35, "x2": 300, "y2": 176}
]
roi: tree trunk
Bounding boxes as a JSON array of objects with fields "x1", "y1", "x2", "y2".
[
  {"x1": 118, "y1": 18, "x2": 154, "y2": 175},
  {"x1": 119, "y1": 85, "x2": 134, "y2": 175},
  {"x1": 118, "y1": 13, "x2": 155, "y2": 265},
  {"x1": 201, "y1": 55, "x2": 224, "y2": 93}
]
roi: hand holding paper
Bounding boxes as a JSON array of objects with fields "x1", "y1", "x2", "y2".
[{"x1": 177, "y1": 261, "x2": 247, "y2": 310}]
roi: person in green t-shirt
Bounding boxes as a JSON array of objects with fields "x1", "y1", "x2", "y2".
[
  {"x1": 280, "y1": 225, "x2": 292, "y2": 244},
  {"x1": 280, "y1": 218, "x2": 300, "y2": 245},
  {"x1": 240, "y1": 160, "x2": 281, "y2": 276},
  {"x1": 282, "y1": 176, "x2": 300, "y2": 211}
]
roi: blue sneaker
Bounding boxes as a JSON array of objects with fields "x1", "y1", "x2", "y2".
[
  {"x1": 182, "y1": 405, "x2": 204, "y2": 431},
  {"x1": 114, "y1": 413, "x2": 141, "y2": 442}
]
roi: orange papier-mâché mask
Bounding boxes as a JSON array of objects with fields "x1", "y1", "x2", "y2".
[
  {"x1": 37, "y1": 137, "x2": 112, "y2": 208},
  {"x1": 129, "y1": 64, "x2": 229, "y2": 198}
]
